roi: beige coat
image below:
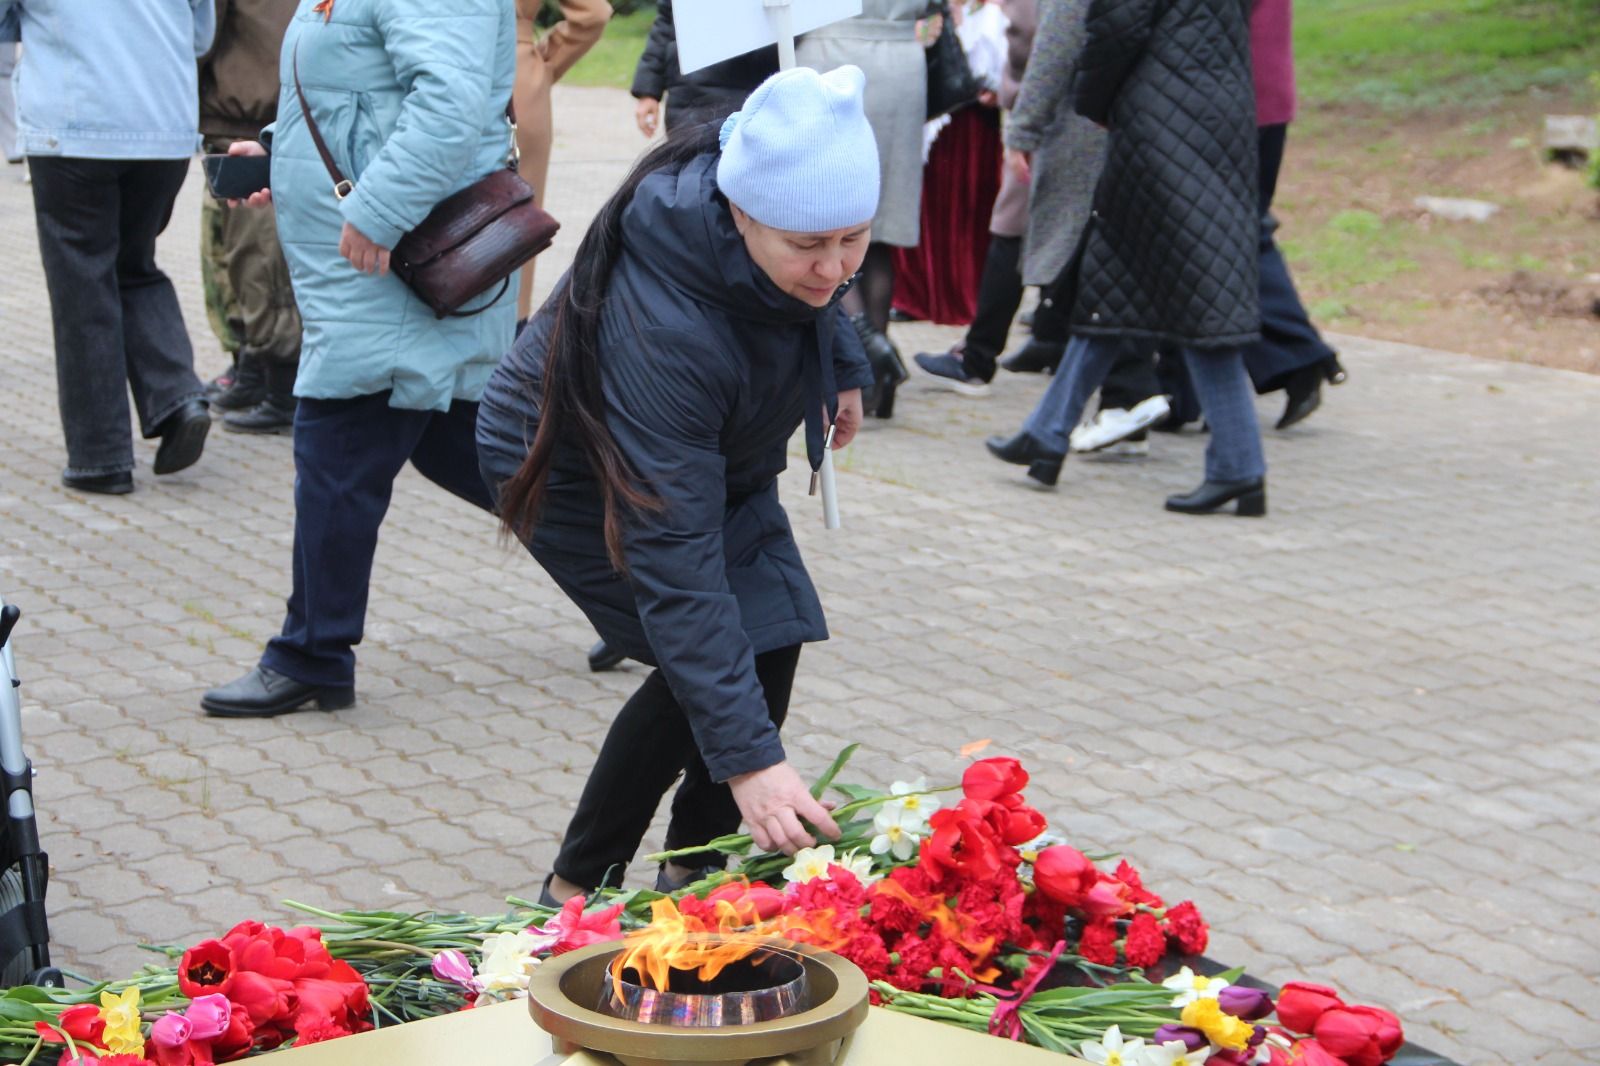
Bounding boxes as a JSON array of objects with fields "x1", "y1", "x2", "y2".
[{"x1": 515, "y1": 0, "x2": 611, "y2": 317}]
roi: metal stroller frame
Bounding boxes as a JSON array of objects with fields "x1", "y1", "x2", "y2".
[{"x1": 0, "y1": 596, "x2": 61, "y2": 987}]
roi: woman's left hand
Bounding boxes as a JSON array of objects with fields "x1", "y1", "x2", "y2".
[
  {"x1": 340, "y1": 222, "x2": 391, "y2": 276},
  {"x1": 831, "y1": 389, "x2": 863, "y2": 449}
]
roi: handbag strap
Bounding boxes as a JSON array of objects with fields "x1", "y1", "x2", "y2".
[{"x1": 292, "y1": 43, "x2": 519, "y2": 203}]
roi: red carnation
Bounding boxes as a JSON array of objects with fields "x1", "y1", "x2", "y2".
[
  {"x1": 1163, "y1": 900, "x2": 1209, "y2": 954},
  {"x1": 1275, "y1": 982, "x2": 1345, "y2": 1035},
  {"x1": 1123, "y1": 911, "x2": 1168, "y2": 968},
  {"x1": 1033, "y1": 846, "x2": 1097, "y2": 907},
  {"x1": 962, "y1": 757, "x2": 1029, "y2": 802},
  {"x1": 1314, "y1": 1005, "x2": 1404, "y2": 1066},
  {"x1": 1114, "y1": 860, "x2": 1165, "y2": 907},
  {"x1": 1077, "y1": 919, "x2": 1118, "y2": 966}
]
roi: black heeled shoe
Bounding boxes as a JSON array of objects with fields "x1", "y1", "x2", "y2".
[
  {"x1": 1165, "y1": 478, "x2": 1266, "y2": 516},
  {"x1": 985, "y1": 431, "x2": 1065, "y2": 486},
  {"x1": 588, "y1": 639, "x2": 625, "y2": 672},
  {"x1": 1323, "y1": 355, "x2": 1348, "y2": 385},
  {"x1": 851, "y1": 313, "x2": 907, "y2": 419},
  {"x1": 998, "y1": 339, "x2": 1065, "y2": 374},
  {"x1": 1277, "y1": 364, "x2": 1323, "y2": 430}
]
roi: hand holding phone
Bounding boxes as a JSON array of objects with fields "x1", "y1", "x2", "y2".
[{"x1": 203, "y1": 147, "x2": 272, "y2": 203}]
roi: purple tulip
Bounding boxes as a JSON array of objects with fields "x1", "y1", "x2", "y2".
[
  {"x1": 1218, "y1": 984, "x2": 1275, "y2": 1021},
  {"x1": 1152, "y1": 1024, "x2": 1209, "y2": 1052}
]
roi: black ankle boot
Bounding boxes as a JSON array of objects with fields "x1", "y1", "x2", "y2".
[
  {"x1": 1277, "y1": 364, "x2": 1323, "y2": 430},
  {"x1": 999, "y1": 339, "x2": 1065, "y2": 374},
  {"x1": 224, "y1": 361, "x2": 297, "y2": 434},
  {"x1": 1165, "y1": 478, "x2": 1266, "y2": 516},
  {"x1": 851, "y1": 313, "x2": 907, "y2": 419},
  {"x1": 985, "y1": 431, "x2": 1065, "y2": 486},
  {"x1": 210, "y1": 350, "x2": 267, "y2": 412}
]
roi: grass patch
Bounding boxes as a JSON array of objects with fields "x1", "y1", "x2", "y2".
[
  {"x1": 1297, "y1": 0, "x2": 1600, "y2": 109},
  {"x1": 1281, "y1": 209, "x2": 1419, "y2": 322},
  {"x1": 563, "y1": 8, "x2": 655, "y2": 89}
]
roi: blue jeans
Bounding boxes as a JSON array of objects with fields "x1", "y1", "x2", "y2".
[
  {"x1": 1022, "y1": 334, "x2": 1266, "y2": 483},
  {"x1": 261, "y1": 392, "x2": 495, "y2": 687}
]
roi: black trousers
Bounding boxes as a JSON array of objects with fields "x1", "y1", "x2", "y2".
[
  {"x1": 1241, "y1": 124, "x2": 1337, "y2": 393},
  {"x1": 260, "y1": 392, "x2": 494, "y2": 687},
  {"x1": 961, "y1": 234, "x2": 1024, "y2": 380},
  {"x1": 1099, "y1": 347, "x2": 1163, "y2": 411},
  {"x1": 29, "y1": 156, "x2": 203, "y2": 476},
  {"x1": 554, "y1": 645, "x2": 801, "y2": 890}
]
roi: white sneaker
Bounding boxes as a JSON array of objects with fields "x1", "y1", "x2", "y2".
[{"x1": 1069, "y1": 394, "x2": 1172, "y2": 452}]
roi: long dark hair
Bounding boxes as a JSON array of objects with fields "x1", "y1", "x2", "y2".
[{"x1": 496, "y1": 120, "x2": 723, "y2": 569}]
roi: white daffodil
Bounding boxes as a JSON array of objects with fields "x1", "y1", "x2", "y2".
[
  {"x1": 1138, "y1": 1041, "x2": 1211, "y2": 1066},
  {"x1": 1080, "y1": 1025, "x2": 1147, "y2": 1066},
  {"x1": 870, "y1": 804, "x2": 924, "y2": 862},
  {"x1": 781, "y1": 844, "x2": 838, "y2": 884},
  {"x1": 834, "y1": 846, "x2": 882, "y2": 884},
  {"x1": 475, "y1": 929, "x2": 542, "y2": 1000},
  {"x1": 1161, "y1": 965, "x2": 1230, "y2": 1008},
  {"x1": 888, "y1": 777, "x2": 941, "y2": 821}
]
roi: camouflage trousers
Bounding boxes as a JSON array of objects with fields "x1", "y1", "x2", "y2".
[{"x1": 200, "y1": 138, "x2": 301, "y2": 366}]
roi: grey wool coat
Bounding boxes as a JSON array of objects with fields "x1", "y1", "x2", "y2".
[
  {"x1": 797, "y1": 0, "x2": 934, "y2": 248},
  {"x1": 476, "y1": 154, "x2": 874, "y2": 784},
  {"x1": 1004, "y1": 0, "x2": 1107, "y2": 287}
]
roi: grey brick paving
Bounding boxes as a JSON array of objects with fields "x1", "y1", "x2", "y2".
[{"x1": 3, "y1": 87, "x2": 1600, "y2": 1064}]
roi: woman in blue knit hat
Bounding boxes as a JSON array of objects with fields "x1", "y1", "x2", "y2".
[{"x1": 476, "y1": 66, "x2": 879, "y2": 902}]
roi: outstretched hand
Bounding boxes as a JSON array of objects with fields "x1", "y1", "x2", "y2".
[
  {"x1": 830, "y1": 388, "x2": 863, "y2": 449},
  {"x1": 729, "y1": 761, "x2": 841, "y2": 855}
]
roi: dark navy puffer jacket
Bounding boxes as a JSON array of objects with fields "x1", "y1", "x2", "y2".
[
  {"x1": 1071, "y1": 0, "x2": 1260, "y2": 348},
  {"x1": 477, "y1": 152, "x2": 873, "y2": 783}
]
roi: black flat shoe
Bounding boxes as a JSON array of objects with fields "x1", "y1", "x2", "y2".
[
  {"x1": 153, "y1": 398, "x2": 211, "y2": 475},
  {"x1": 985, "y1": 432, "x2": 1065, "y2": 486},
  {"x1": 588, "y1": 639, "x2": 625, "y2": 673},
  {"x1": 998, "y1": 339, "x2": 1064, "y2": 375},
  {"x1": 1165, "y1": 478, "x2": 1266, "y2": 517},
  {"x1": 62, "y1": 470, "x2": 133, "y2": 495},
  {"x1": 201, "y1": 665, "x2": 355, "y2": 717},
  {"x1": 1277, "y1": 365, "x2": 1323, "y2": 430}
]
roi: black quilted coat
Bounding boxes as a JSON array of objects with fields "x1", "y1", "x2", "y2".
[{"x1": 1071, "y1": 0, "x2": 1260, "y2": 348}]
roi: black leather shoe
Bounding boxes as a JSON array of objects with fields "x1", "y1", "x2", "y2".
[
  {"x1": 851, "y1": 314, "x2": 908, "y2": 419},
  {"x1": 62, "y1": 470, "x2": 133, "y2": 495},
  {"x1": 1165, "y1": 478, "x2": 1266, "y2": 516},
  {"x1": 223, "y1": 394, "x2": 295, "y2": 435},
  {"x1": 588, "y1": 639, "x2": 626, "y2": 672},
  {"x1": 210, "y1": 353, "x2": 266, "y2": 412},
  {"x1": 201, "y1": 665, "x2": 355, "y2": 717},
  {"x1": 985, "y1": 432, "x2": 1065, "y2": 486},
  {"x1": 998, "y1": 339, "x2": 1064, "y2": 374},
  {"x1": 654, "y1": 864, "x2": 724, "y2": 893},
  {"x1": 152, "y1": 398, "x2": 211, "y2": 475},
  {"x1": 1277, "y1": 365, "x2": 1323, "y2": 430}
]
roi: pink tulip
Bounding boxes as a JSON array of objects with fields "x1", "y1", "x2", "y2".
[
  {"x1": 150, "y1": 1011, "x2": 193, "y2": 1048},
  {"x1": 184, "y1": 993, "x2": 232, "y2": 1041},
  {"x1": 431, "y1": 949, "x2": 482, "y2": 992}
]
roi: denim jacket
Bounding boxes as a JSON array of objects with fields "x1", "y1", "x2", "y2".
[{"x1": 0, "y1": 0, "x2": 215, "y2": 159}]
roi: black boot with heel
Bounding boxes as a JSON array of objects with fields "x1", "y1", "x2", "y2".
[
  {"x1": 851, "y1": 313, "x2": 907, "y2": 419},
  {"x1": 1165, "y1": 478, "x2": 1266, "y2": 517}
]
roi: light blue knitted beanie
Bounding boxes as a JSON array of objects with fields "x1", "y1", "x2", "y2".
[{"x1": 716, "y1": 65, "x2": 881, "y2": 233}]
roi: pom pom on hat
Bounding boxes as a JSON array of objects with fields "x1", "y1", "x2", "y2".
[{"x1": 717, "y1": 65, "x2": 880, "y2": 233}]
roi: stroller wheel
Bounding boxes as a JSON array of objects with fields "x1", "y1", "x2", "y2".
[{"x1": 0, "y1": 864, "x2": 51, "y2": 987}]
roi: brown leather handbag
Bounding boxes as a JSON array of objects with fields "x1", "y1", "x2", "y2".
[{"x1": 293, "y1": 55, "x2": 560, "y2": 319}]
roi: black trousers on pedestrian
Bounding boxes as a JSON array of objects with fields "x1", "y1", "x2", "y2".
[
  {"x1": 961, "y1": 234, "x2": 1024, "y2": 380},
  {"x1": 1099, "y1": 347, "x2": 1163, "y2": 411},
  {"x1": 29, "y1": 156, "x2": 204, "y2": 477},
  {"x1": 554, "y1": 645, "x2": 801, "y2": 891},
  {"x1": 1241, "y1": 124, "x2": 1337, "y2": 393},
  {"x1": 260, "y1": 391, "x2": 495, "y2": 688}
]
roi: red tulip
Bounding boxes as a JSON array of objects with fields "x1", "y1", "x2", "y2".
[
  {"x1": 706, "y1": 881, "x2": 787, "y2": 922},
  {"x1": 962, "y1": 757, "x2": 1029, "y2": 802},
  {"x1": 1081, "y1": 873, "x2": 1136, "y2": 918},
  {"x1": 36, "y1": 1003, "x2": 106, "y2": 1046},
  {"x1": 210, "y1": 1003, "x2": 256, "y2": 1062},
  {"x1": 1032, "y1": 846, "x2": 1098, "y2": 907},
  {"x1": 1314, "y1": 1005, "x2": 1404, "y2": 1066},
  {"x1": 921, "y1": 801, "x2": 1008, "y2": 881},
  {"x1": 1275, "y1": 982, "x2": 1345, "y2": 1034},
  {"x1": 178, "y1": 939, "x2": 236, "y2": 998}
]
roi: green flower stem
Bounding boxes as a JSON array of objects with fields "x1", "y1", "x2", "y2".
[{"x1": 646, "y1": 790, "x2": 946, "y2": 865}]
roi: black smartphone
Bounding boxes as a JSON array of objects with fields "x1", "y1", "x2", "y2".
[{"x1": 202, "y1": 153, "x2": 272, "y2": 200}]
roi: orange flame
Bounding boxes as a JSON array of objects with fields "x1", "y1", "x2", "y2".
[{"x1": 609, "y1": 896, "x2": 780, "y2": 998}]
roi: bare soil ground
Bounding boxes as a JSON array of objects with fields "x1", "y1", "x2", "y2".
[{"x1": 1278, "y1": 96, "x2": 1600, "y2": 372}]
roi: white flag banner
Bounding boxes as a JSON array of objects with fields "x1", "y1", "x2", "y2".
[{"x1": 673, "y1": 0, "x2": 863, "y2": 76}]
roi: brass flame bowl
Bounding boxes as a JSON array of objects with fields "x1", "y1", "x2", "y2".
[{"x1": 527, "y1": 939, "x2": 870, "y2": 1066}]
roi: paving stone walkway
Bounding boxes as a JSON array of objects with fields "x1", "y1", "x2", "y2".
[{"x1": 1, "y1": 86, "x2": 1596, "y2": 1065}]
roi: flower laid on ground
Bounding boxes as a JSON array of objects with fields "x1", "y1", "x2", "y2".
[{"x1": 0, "y1": 746, "x2": 1405, "y2": 1066}]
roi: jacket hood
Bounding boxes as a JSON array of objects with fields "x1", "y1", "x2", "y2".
[{"x1": 620, "y1": 153, "x2": 845, "y2": 326}]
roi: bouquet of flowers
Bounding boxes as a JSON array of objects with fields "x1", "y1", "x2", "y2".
[{"x1": 0, "y1": 748, "x2": 1406, "y2": 1066}]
